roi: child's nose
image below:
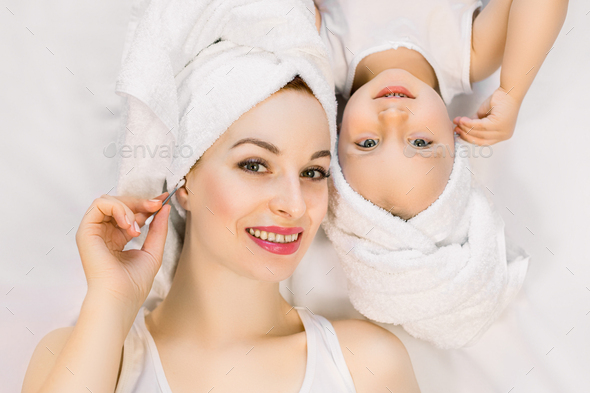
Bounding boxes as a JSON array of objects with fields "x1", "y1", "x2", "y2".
[{"x1": 378, "y1": 105, "x2": 410, "y2": 126}]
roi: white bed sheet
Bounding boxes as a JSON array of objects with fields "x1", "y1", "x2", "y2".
[{"x1": 1, "y1": 0, "x2": 588, "y2": 392}]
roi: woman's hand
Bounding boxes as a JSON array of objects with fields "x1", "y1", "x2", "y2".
[
  {"x1": 453, "y1": 86, "x2": 522, "y2": 145},
  {"x1": 75, "y1": 193, "x2": 171, "y2": 310}
]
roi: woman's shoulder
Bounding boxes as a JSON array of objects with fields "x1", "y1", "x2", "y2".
[
  {"x1": 331, "y1": 319, "x2": 422, "y2": 392},
  {"x1": 331, "y1": 318, "x2": 406, "y2": 356}
]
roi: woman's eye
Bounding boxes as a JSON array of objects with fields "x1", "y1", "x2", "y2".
[
  {"x1": 356, "y1": 139, "x2": 378, "y2": 148},
  {"x1": 410, "y1": 138, "x2": 431, "y2": 148},
  {"x1": 301, "y1": 167, "x2": 330, "y2": 181},
  {"x1": 239, "y1": 159, "x2": 269, "y2": 173}
]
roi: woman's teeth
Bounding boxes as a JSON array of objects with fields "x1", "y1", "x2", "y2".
[
  {"x1": 384, "y1": 92, "x2": 407, "y2": 97},
  {"x1": 248, "y1": 228, "x2": 299, "y2": 243}
]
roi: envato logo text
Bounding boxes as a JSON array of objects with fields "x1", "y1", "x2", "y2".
[
  {"x1": 103, "y1": 142, "x2": 194, "y2": 159},
  {"x1": 403, "y1": 142, "x2": 493, "y2": 158}
]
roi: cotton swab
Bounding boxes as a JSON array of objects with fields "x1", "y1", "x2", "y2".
[{"x1": 145, "y1": 178, "x2": 186, "y2": 226}]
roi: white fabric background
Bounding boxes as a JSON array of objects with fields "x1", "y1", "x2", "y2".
[{"x1": 1, "y1": 0, "x2": 588, "y2": 392}]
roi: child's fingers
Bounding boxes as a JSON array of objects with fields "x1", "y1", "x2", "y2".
[
  {"x1": 458, "y1": 116, "x2": 493, "y2": 131},
  {"x1": 456, "y1": 131, "x2": 493, "y2": 146},
  {"x1": 454, "y1": 125, "x2": 489, "y2": 139},
  {"x1": 476, "y1": 96, "x2": 493, "y2": 119},
  {"x1": 456, "y1": 125, "x2": 502, "y2": 144},
  {"x1": 455, "y1": 120, "x2": 486, "y2": 137}
]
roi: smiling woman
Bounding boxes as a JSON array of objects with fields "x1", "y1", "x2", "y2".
[{"x1": 21, "y1": 76, "x2": 421, "y2": 393}]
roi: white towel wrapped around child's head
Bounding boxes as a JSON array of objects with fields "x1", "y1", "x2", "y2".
[
  {"x1": 114, "y1": 0, "x2": 337, "y2": 305},
  {"x1": 322, "y1": 138, "x2": 530, "y2": 349}
]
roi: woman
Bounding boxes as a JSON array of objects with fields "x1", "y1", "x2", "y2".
[{"x1": 21, "y1": 76, "x2": 421, "y2": 392}]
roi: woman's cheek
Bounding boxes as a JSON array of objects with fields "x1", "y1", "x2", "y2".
[
  {"x1": 194, "y1": 168, "x2": 243, "y2": 235},
  {"x1": 307, "y1": 183, "x2": 329, "y2": 227}
]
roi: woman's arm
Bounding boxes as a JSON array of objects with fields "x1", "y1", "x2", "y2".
[
  {"x1": 21, "y1": 194, "x2": 171, "y2": 392},
  {"x1": 333, "y1": 320, "x2": 421, "y2": 392},
  {"x1": 22, "y1": 293, "x2": 131, "y2": 393}
]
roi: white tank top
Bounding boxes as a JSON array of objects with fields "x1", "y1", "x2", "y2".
[
  {"x1": 316, "y1": 0, "x2": 483, "y2": 104},
  {"x1": 114, "y1": 306, "x2": 357, "y2": 392}
]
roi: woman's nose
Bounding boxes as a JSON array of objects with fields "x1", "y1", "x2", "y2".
[{"x1": 268, "y1": 174, "x2": 306, "y2": 220}]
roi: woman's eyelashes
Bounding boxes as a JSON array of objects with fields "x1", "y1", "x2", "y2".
[
  {"x1": 237, "y1": 158, "x2": 330, "y2": 181},
  {"x1": 302, "y1": 166, "x2": 331, "y2": 180},
  {"x1": 239, "y1": 157, "x2": 269, "y2": 173}
]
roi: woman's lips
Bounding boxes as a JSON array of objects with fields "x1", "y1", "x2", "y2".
[
  {"x1": 375, "y1": 85, "x2": 415, "y2": 99},
  {"x1": 248, "y1": 226, "x2": 303, "y2": 235},
  {"x1": 246, "y1": 228, "x2": 302, "y2": 255}
]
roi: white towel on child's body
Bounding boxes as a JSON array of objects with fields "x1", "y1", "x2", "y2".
[
  {"x1": 322, "y1": 139, "x2": 530, "y2": 349},
  {"x1": 114, "y1": 0, "x2": 337, "y2": 304}
]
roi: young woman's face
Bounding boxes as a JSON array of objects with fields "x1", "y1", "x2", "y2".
[
  {"x1": 338, "y1": 68, "x2": 455, "y2": 220},
  {"x1": 177, "y1": 89, "x2": 331, "y2": 281}
]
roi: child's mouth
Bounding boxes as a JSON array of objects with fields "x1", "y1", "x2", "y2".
[{"x1": 375, "y1": 85, "x2": 416, "y2": 99}]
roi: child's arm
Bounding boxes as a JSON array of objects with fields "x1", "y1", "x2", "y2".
[
  {"x1": 469, "y1": 0, "x2": 513, "y2": 84},
  {"x1": 455, "y1": 0, "x2": 569, "y2": 145},
  {"x1": 314, "y1": 3, "x2": 321, "y2": 33}
]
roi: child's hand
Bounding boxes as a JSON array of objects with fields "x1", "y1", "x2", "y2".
[{"x1": 453, "y1": 86, "x2": 521, "y2": 145}]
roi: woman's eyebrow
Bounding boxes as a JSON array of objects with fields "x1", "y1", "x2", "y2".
[
  {"x1": 231, "y1": 138, "x2": 280, "y2": 155},
  {"x1": 231, "y1": 137, "x2": 331, "y2": 160},
  {"x1": 310, "y1": 150, "x2": 331, "y2": 160}
]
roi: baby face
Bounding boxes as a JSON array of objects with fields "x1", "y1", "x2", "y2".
[{"x1": 339, "y1": 68, "x2": 455, "y2": 220}]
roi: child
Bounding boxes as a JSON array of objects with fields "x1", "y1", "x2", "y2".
[{"x1": 315, "y1": 0, "x2": 569, "y2": 348}]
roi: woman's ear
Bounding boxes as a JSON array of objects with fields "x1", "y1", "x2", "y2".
[{"x1": 176, "y1": 181, "x2": 191, "y2": 211}]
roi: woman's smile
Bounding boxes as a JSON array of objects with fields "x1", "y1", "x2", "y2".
[{"x1": 246, "y1": 226, "x2": 304, "y2": 255}]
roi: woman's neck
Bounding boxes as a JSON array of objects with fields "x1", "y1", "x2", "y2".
[
  {"x1": 351, "y1": 47, "x2": 439, "y2": 96},
  {"x1": 146, "y1": 226, "x2": 302, "y2": 346}
]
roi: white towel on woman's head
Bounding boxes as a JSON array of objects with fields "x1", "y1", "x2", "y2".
[
  {"x1": 321, "y1": 138, "x2": 530, "y2": 349},
  {"x1": 114, "y1": 0, "x2": 337, "y2": 304}
]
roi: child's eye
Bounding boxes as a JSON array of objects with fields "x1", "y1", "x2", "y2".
[
  {"x1": 239, "y1": 158, "x2": 269, "y2": 174},
  {"x1": 301, "y1": 166, "x2": 331, "y2": 181},
  {"x1": 410, "y1": 138, "x2": 431, "y2": 148},
  {"x1": 356, "y1": 139, "x2": 379, "y2": 148}
]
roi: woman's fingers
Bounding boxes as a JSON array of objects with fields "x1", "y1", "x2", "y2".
[
  {"x1": 79, "y1": 192, "x2": 171, "y2": 239},
  {"x1": 133, "y1": 192, "x2": 170, "y2": 226},
  {"x1": 99, "y1": 196, "x2": 142, "y2": 237},
  {"x1": 105, "y1": 192, "x2": 170, "y2": 229},
  {"x1": 114, "y1": 193, "x2": 169, "y2": 216},
  {"x1": 103, "y1": 195, "x2": 147, "y2": 234},
  {"x1": 141, "y1": 203, "x2": 170, "y2": 263}
]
